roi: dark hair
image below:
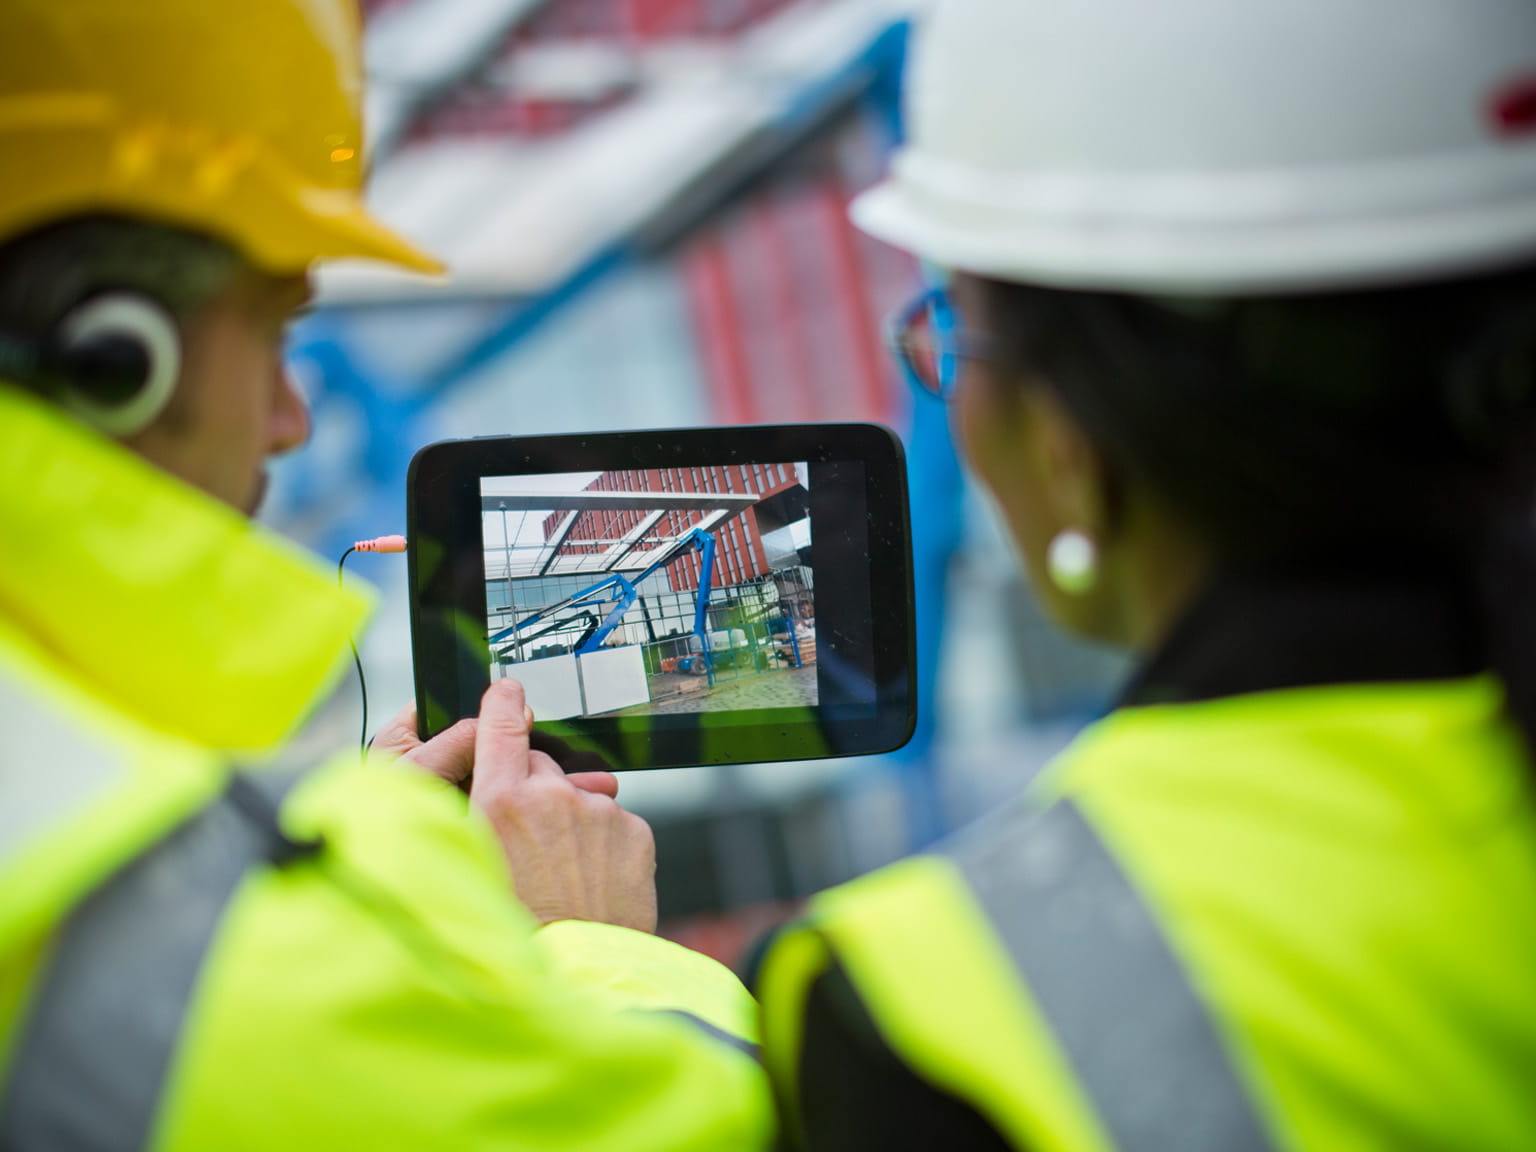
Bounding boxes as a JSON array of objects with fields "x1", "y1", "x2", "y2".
[
  {"x1": 0, "y1": 215, "x2": 238, "y2": 344},
  {"x1": 978, "y1": 265, "x2": 1536, "y2": 749}
]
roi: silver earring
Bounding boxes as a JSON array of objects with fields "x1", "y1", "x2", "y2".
[{"x1": 1047, "y1": 529, "x2": 1098, "y2": 595}]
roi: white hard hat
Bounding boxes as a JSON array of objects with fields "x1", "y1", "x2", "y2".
[{"x1": 853, "y1": 0, "x2": 1536, "y2": 295}]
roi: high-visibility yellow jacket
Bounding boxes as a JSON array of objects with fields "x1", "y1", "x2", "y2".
[
  {"x1": 759, "y1": 581, "x2": 1536, "y2": 1150},
  {"x1": 0, "y1": 384, "x2": 771, "y2": 1150}
]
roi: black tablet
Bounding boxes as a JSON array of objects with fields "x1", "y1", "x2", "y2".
[{"x1": 407, "y1": 423, "x2": 915, "y2": 771}]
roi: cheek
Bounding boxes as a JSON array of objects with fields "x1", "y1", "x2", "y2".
[
  {"x1": 190, "y1": 334, "x2": 265, "y2": 451},
  {"x1": 955, "y1": 367, "x2": 1027, "y2": 513},
  {"x1": 172, "y1": 315, "x2": 272, "y2": 503},
  {"x1": 953, "y1": 365, "x2": 1001, "y2": 487},
  {"x1": 954, "y1": 371, "x2": 1056, "y2": 579}
]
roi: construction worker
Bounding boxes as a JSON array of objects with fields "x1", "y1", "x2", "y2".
[
  {"x1": 757, "y1": 1, "x2": 1536, "y2": 1148},
  {"x1": 0, "y1": 2, "x2": 768, "y2": 1148}
]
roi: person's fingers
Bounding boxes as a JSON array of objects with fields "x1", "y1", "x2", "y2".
[
  {"x1": 400, "y1": 717, "x2": 477, "y2": 787},
  {"x1": 370, "y1": 701, "x2": 423, "y2": 759},
  {"x1": 566, "y1": 771, "x2": 620, "y2": 799},
  {"x1": 475, "y1": 679, "x2": 563, "y2": 784},
  {"x1": 528, "y1": 730, "x2": 617, "y2": 776}
]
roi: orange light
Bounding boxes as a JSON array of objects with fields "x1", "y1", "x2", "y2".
[{"x1": 330, "y1": 146, "x2": 355, "y2": 162}]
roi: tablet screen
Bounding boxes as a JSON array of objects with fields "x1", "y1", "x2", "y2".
[
  {"x1": 408, "y1": 424, "x2": 912, "y2": 769},
  {"x1": 480, "y1": 462, "x2": 821, "y2": 721}
]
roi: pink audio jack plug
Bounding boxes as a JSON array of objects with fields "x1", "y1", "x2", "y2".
[{"x1": 352, "y1": 535, "x2": 408, "y2": 553}]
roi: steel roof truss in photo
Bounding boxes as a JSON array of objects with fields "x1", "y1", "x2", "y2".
[{"x1": 483, "y1": 488, "x2": 759, "y2": 579}]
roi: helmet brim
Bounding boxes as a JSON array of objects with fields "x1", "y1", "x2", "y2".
[
  {"x1": 281, "y1": 187, "x2": 445, "y2": 276},
  {"x1": 0, "y1": 116, "x2": 445, "y2": 278},
  {"x1": 851, "y1": 166, "x2": 1536, "y2": 297}
]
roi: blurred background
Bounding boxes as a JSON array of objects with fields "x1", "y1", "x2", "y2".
[{"x1": 270, "y1": 0, "x2": 1129, "y2": 966}]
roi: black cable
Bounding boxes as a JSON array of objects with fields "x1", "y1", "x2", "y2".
[{"x1": 337, "y1": 547, "x2": 368, "y2": 754}]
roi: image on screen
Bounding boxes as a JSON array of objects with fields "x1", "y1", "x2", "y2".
[{"x1": 480, "y1": 463, "x2": 817, "y2": 721}]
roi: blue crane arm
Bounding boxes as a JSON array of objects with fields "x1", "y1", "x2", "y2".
[
  {"x1": 575, "y1": 575, "x2": 639, "y2": 655},
  {"x1": 493, "y1": 610, "x2": 600, "y2": 658},
  {"x1": 489, "y1": 527, "x2": 719, "y2": 661},
  {"x1": 692, "y1": 529, "x2": 716, "y2": 638},
  {"x1": 490, "y1": 575, "x2": 626, "y2": 644},
  {"x1": 581, "y1": 527, "x2": 718, "y2": 655}
]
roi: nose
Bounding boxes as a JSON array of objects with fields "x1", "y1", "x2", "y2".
[{"x1": 270, "y1": 364, "x2": 311, "y2": 457}]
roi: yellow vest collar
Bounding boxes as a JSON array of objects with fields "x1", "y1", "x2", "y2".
[{"x1": 0, "y1": 384, "x2": 372, "y2": 754}]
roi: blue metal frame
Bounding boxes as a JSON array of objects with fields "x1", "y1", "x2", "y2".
[
  {"x1": 489, "y1": 527, "x2": 719, "y2": 678},
  {"x1": 279, "y1": 18, "x2": 919, "y2": 564}
]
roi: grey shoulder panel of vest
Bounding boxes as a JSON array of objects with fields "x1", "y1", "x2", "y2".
[
  {"x1": 942, "y1": 799, "x2": 1278, "y2": 1152},
  {"x1": 0, "y1": 766, "x2": 312, "y2": 1152},
  {"x1": 0, "y1": 674, "x2": 125, "y2": 870}
]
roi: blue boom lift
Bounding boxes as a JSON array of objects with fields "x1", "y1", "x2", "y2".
[{"x1": 490, "y1": 527, "x2": 720, "y2": 684}]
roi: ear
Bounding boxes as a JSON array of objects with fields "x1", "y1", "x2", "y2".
[{"x1": 1018, "y1": 385, "x2": 1116, "y2": 546}]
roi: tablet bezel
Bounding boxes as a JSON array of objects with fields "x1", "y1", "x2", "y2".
[{"x1": 407, "y1": 423, "x2": 915, "y2": 770}]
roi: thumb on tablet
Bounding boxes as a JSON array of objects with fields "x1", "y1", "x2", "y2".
[{"x1": 475, "y1": 679, "x2": 555, "y2": 782}]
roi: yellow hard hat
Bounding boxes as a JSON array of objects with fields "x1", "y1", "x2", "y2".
[{"x1": 0, "y1": 0, "x2": 443, "y2": 275}]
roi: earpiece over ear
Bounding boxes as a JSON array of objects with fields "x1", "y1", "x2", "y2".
[{"x1": 52, "y1": 292, "x2": 181, "y2": 438}]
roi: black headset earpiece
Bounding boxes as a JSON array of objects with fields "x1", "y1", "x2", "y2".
[{"x1": 50, "y1": 292, "x2": 181, "y2": 438}]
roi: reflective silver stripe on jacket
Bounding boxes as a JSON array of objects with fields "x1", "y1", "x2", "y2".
[
  {"x1": 0, "y1": 676, "x2": 124, "y2": 869},
  {"x1": 645, "y1": 1009, "x2": 761, "y2": 1060},
  {"x1": 0, "y1": 769, "x2": 311, "y2": 1152},
  {"x1": 943, "y1": 800, "x2": 1277, "y2": 1152}
]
